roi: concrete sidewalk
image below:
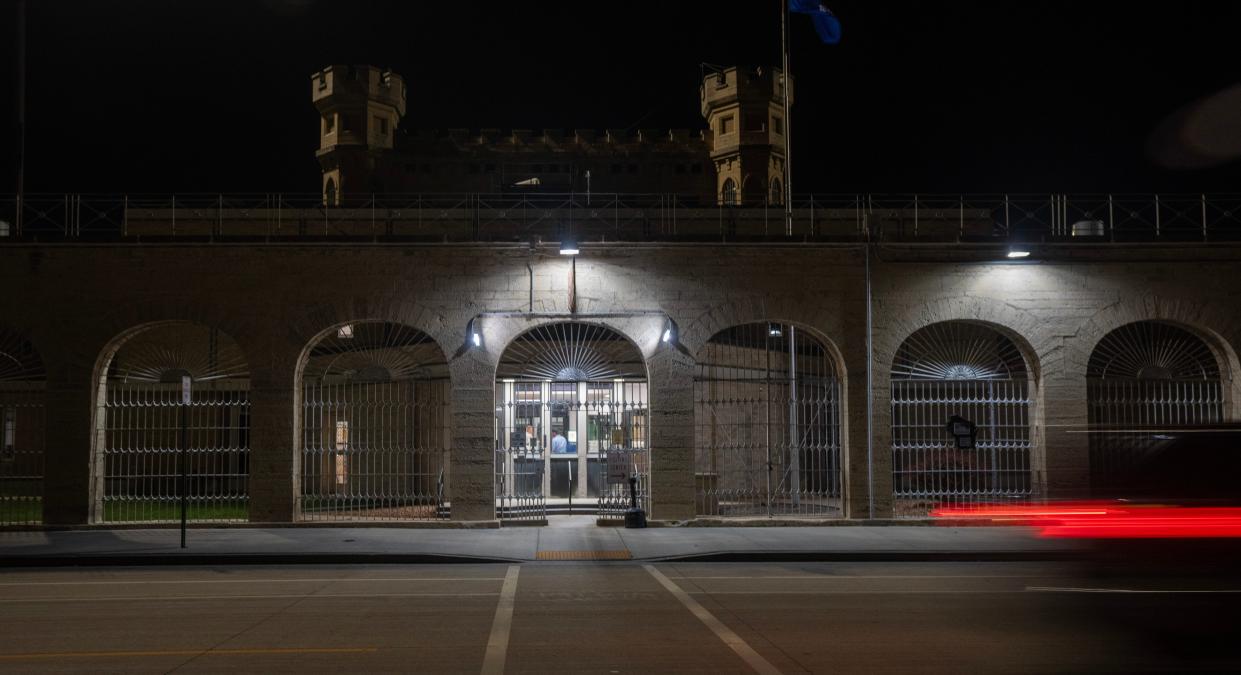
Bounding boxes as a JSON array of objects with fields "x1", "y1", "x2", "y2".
[{"x1": 0, "y1": 518, "x2": 1082, "y2": 566}]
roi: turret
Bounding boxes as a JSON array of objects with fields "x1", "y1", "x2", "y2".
[
  {"x1": 311, "y1": 65, "x2": 406, "y2": 204},
  {"x1": 700, "y1": 66, "x2": 791, "y2": 206}
]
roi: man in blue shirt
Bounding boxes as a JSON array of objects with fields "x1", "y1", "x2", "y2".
[{"x1": 551, "y1": 429, "x2": 568, "y2": 455}]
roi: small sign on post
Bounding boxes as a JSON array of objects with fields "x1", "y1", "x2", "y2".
[
  {"x1": 606, "y1": 448, "x2": 633, "y2": 485},
  {"x1": 945, "y1": 415, "x2": 977, "y2": 450}
]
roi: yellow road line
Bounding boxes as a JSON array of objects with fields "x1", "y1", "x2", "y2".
[
  {"x1": 0, "y1": 647, "x2": 377, "y2": 660},
  {"x1": 535, "y1": 550, "x2": 631, "y2": 560}
]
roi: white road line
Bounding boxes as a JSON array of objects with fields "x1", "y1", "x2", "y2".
[
  {"x1": 481, "y1": 565, "x2": 520, "y2": 675},
  {"x1": 0, "y1": 592, "x2": 500, "y2": 603},
  {"x1": 644, "y1": 565, "x2": 783, "y2": 675},
  {"x1": 0, "y1": 578, "x2": 505, "y2": 587},
  {"x1": 1027, "y1": 586, "x2": 1241, "y2": 594},
  {"x1": 684, "y1": 590, "x2": 1028, "y2": 595}
]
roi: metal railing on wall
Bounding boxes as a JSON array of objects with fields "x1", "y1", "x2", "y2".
[{"x1": 2, "y1": 193, "x2": 1240, "y2": 243}]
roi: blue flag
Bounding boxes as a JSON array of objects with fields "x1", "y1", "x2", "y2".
[{"x1": 790, "y1": 0, "x2": 842, "y2": 44}]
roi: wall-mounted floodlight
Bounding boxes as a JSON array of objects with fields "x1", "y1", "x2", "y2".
[
  {"x1": 662, "y1": 318, "x2": 677, "y2": 344},
  {"x1": 559, "y1": 234, "x2": 579, "y2": 256},
  {"x1": 1006, "y1": 249, "x2": 1030, "y2": 259},
  {"x1": 768, "y1": 323, "x2": 783, "y2": 337},
  {"x1": 467, "y1": 318, "x2": 483, "y2": 349}
]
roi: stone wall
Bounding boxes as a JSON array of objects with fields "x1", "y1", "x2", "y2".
[{"x1": 2, "y1": 241, "x2": 1239, "y2": 523}]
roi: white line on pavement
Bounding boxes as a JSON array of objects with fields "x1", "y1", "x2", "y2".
[
  {"x1": 481, "y1": 565, "x2": 520, "y2": 675},
  {"x1": 644, "y1": 565, "x2": 784, "y2": 675}
]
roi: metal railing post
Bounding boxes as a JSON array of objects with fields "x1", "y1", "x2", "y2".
[
  {"x1": 958, "y1": 195, "x2": 964, "y2": 241},
  {"x1": 217, "y1": 193, "x2": 223, "y2": 238},
  {"x1": 123, "y1": 194, "x2": 128, "y2": 237},
  {"x1": 1004, "y1": 194, "x2": 1010, "y2": 236},
  {"x1": 1154, "y1": 193, "x2": 1161, "y2": 237},
  {"x1": 171, "y1": 194, "x2": 176, "y2": 236},
  {"x1": 913, "y1": 194, "x2": 919, "y2": 237},
  {"x1": 1202, "y1": 193, "x2": 1208, "y2": 241},
  {"x1": 1108, "y1": 194, "x2": 1114, "y2": 241}
]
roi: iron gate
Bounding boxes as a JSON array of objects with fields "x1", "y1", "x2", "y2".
[
  {"x1": 98, "y1": 324, "x2": 250, "y2": 523},
  {"x1": 300, "y1": 322, "x2": 450, "y2": 521},
  {"x1": 494, "y1": 323, "x2": 648, "y2": 523},
  {"x1": 0, "y1": 329, "x2": 45, "y2": 526},
  {"x1": 694, "y1": 323, "x2": 842, "y2": 517},
  {"x1": 891, "y1": 322, "x2": 1033, "y2": 515},
  {"x1": 1087, "y1": 321, "x2": 1224, "y2": 493}
]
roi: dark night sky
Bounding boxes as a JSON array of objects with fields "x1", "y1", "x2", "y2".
[{"x1": 2, "y1": 1, "x2": 1240, "y2": 195}]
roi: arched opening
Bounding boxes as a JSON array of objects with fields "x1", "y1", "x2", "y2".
[
  {"x1": 741, "y1": 174, "x2": 761, "y2": 204},
  {"x1": 720, "y1": 178, "x2": 738, "y2": 206},
  {"x1": 0, "y1": 328, "x2": 45, "y2": 525},
  {"x1": 324, "y1": 177, "x2": 338, "y2": 206},
  {"x1": 769, "y1": 177, "x2": 783, "y2": 206},
  {"x1": 297, "y1": 322, "x2": 450, "y2": 521},
  {"x1": 94, "y1": 323, "x2": 250, "y2": 523},
  {"x1": 695, "y1": 322, "x2": 842, "y2": 517},
  {"x1": 494, "y1": 322, "x2": 648, "y2": 524},
  {"x1": 890, "y1": 322, "x2": 1034, "y2": 515},
  {"x1": 1087, "y1": 320, "x2": 1224, "y2": 493}
]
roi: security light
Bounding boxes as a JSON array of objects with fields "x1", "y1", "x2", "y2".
[
  {"x1": 467, "y1": 318, "x2": 483, "y2": 349},
  {"x1": 662, "y1": 318, "x2": 677, "y2": 344},
  {"x1": 768, "y1": 323, "x2": 783, "y2": 337},
  {"x1": 559, "y1": 235, "x2": 579, "y2": 256},
  {"x1": 1006, "y1": 249, "x2": 1030, "y2": 259}
]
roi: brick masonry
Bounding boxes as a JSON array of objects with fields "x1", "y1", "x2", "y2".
[{"x1": 3, "y1": 242, "x2": 1240, "y2": 524}]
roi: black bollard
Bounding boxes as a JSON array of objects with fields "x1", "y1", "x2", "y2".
[{"x1": 624, "y1": 473, "x2": 647, "y2": 528}]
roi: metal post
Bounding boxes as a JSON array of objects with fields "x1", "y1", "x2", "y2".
[
  {"x1": 1108, "y1": 194, "x2": 1114, "y2": 241},
  {"x1": 1004, "y1": 194, "x2": 1010, "y2": 236},
  {"x1": 15, "y1": 0, "x2": 26, "y2": 237},
  {"x1": 122, "y1": 194, "x2": 128, "y2": 237},
  {"x1": 179, "y1": 375, "x2": 191, "y2": 549},
  {"x1": 765, "y1": 336, "x2": 772, "y2": 516},
  {"x1": 1202, "y1": 193, "x2": 1208, "y2": 241},
  {"x1": 1154, "y1": 193, "x2": 1161, "y2": 237},
  {"x1": 171, "y1": 194, "x2": 176, "y2": 236},
  {"x1": 865, "y1": 216, "x2": 874, "y2": 519},
  {"x1": 789, "y1": 325, "x2": 799, "y2": 507},
  {"x1": 780, "y1": 0, "x2": 793, "y2": 236}
]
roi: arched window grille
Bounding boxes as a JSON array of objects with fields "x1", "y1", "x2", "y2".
[
  {"x1": 97, "y1": 323, "x2": 250, "y2": 523},
  {"x1": 890, "y1": 322, "x2": 1033, "y2": 514},
  {"x1": 1087, "y1": 321, "x2": 1224, "y2": 493},
  {"x1": 769, "y1": 178, "x2": 783, "y2": 206},
  {"x1": 300, "y1": 322, "x2": 450, "y2": 521},
  {"x1": 494, "y1": 323, "x2": 647, "y2": 523},
  {"x1": 721, "y1": 178, "x2": 738, "y2": 206},
  {"x1": 695, "y1": 323, "x2": 842, "y2": 517},
  {"x1": 0, "y1": 328, "x2": 45, "y2": 526}
]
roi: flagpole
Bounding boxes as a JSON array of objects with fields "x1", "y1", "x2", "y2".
[{"x1": 780, "y1": 0, "x2": 793, "y2": 236}]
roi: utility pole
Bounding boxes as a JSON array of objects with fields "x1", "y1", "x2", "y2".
[
  {"x1": 780, "y1": 0, "x2": 793, "y2": 236},
  {"x1": 16, "y1": 0, "x2": 27, "y2": 235}
]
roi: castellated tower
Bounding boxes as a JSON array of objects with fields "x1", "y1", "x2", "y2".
[
  {"x1": 700, "y1": 66, "x2": 791, "y2": 206},
  {"x1": 311, "y1": 65, "x2": 406, "y2": 204}
]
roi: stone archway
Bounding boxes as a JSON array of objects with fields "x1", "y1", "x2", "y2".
[
  {"x1": 92, "y1": 322, "x2": 251, "y2": 523},
  {"x1": 492, "y1": 322, "x2": 649, "y2": 524}
]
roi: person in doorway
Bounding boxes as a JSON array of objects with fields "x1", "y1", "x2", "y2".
[{"x1": 551, "y1": 429, "x2": 568, "y2": 455}]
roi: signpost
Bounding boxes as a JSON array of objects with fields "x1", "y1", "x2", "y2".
[{"x1": 179, "y1": 375, "x2": 191, "y2": 549}]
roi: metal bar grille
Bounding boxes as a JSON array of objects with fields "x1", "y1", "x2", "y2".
[
  {"x1": 494, "y1": 323, "x2": 648, "y2": 523},
  {"x1": 890, "y1": 323, "x2": 1033, "y2": 516},
  {"x1": 300, "y1": 322, "x2": 449, "y2": 521},
  {"x1": 1087, "y1": 321, "x2": 1224, "y2": 492},
  {"x1": 0, "y1": 329, "x2": 45, "y2": 526},
  {"x1": 694, "y1": 323, "x2": 842, "y2": 518},
  {"x1": 98, "y1": 324, "x2": 250, "y2": 524}
]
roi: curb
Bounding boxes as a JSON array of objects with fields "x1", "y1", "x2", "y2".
[{"x1": 0, "y1": 553, "x2": 523, "y2": 568}]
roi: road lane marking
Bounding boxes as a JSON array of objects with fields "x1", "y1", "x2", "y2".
[
  {"x1": 481, "y1": 565, "x2": 520, "y2": 675},
  {"x1": 0, "y1": 577, "x2": 506, "y2": 587},
  {"x1": 644, "y1": 565, "x2": 783, "y2": 675},
  {"x1": 0, "y1": 647, "x2": 376, "y2": 661},
  {"x1": 0, "y1": 592, "x2": 500, "y2": 603},
  {"x1": 1027, "y1": 586, "x2": 1241, "y2": 594}
]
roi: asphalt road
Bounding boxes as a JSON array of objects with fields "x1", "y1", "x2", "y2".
[{"x1": 0, "y1": 561, "x2": 1237, "y2": 673}]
